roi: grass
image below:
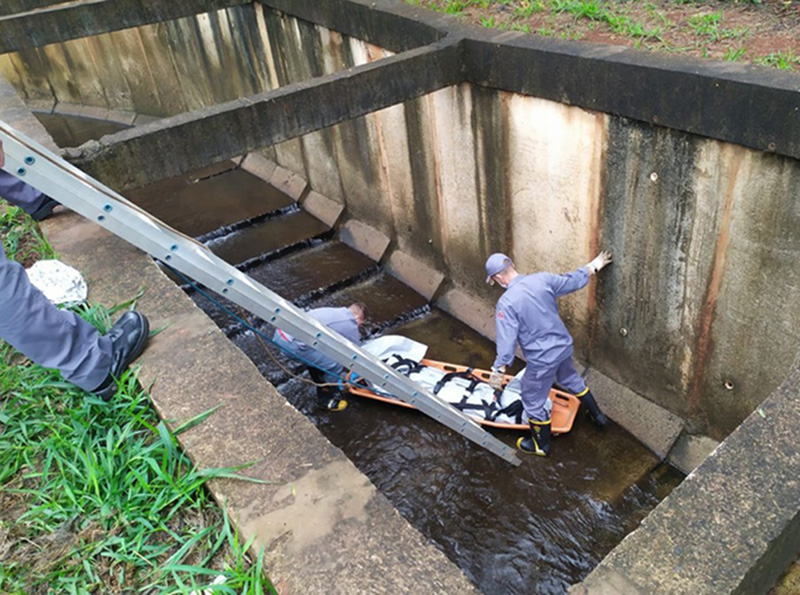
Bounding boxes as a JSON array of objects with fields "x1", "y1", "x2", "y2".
[
  {"x1": 0, "y1": 204, "x2": 277, "y2": 594},
  {"x1": 0, "y1": 205, "x2": 55, "y2": 266},
  {"x1": 756, "y1": 50, "x2": 800, "y2": 69},
  {"x1": 405, "y1": 0, "x2": 800, "y2": 70}
]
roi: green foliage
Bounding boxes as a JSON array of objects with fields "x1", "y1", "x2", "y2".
[
  {"x1": 0, "y1": 205, "x2": 55, "y2": 263},
  {"x1": 756, "y1": 50, "x2": 800, "y2": 70},
  {"x1": 687, "y1": 11, "x2": 748, "y2": 43},
  {"x1": 724, "y1": 46, "x2": 747, "y2": 61},
  {"x1": 0, "y1": 304, "x2": 276, "y2": 593},
  {"x1": 515, "y1": 0, "x2": 546, "y2": 17},
  {"x1": 409, "y1": 0, "x2": 792, "y2": 72}
]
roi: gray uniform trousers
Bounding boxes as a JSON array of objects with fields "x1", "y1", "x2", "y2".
[{"x1": 0, "y1": 169, "x2": 111, "y2": 391}]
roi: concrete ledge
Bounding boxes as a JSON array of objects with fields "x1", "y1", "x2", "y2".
[
  {"x1": 666, "y1": 433, "x2": 720, "y2": 475},
  {"x1": 436, "y1": 286, "x2": 495, "y2": 339},
  {"x1": 339, "y1": 219, "x2": 391, "y2": 262},
  {"x1": 301, "y1": 190, "x2": 343, "y2": 228},
  {"x1": 52, "y1": 102, "x2": 83, "y2": 118},
  {"x1": 585, "y1": 368, "x2": 684, "y2": 459},
  {"x1": 132, "y1": 114, "x2": 162, "y2": 126},
  {"x1": 384, "y1": 249, "x2": 444, "y2": 301},
  {"x1": 573, "y1": 367, "x2": 800, "y2": 595},
  {"x1": 74, "y1": 104, "x2": 113, "y2": 123},
  {"x1": 240, "y1": 152, "x2": 278, "y2": 185},
  {"x1": 269, "y1": 165, "x2": 309, "y2": 202},
  {"x1": 241, "y1": 153, "x2": 308, "y2": 202},
  {"x1": 50, "y1": 102, "x2": 139, "y2": 126},
  {"x1": 0, "y1": 0, "x2": 64, "y2": 18},
  {"x1": 26, "y1": 99, "x2": 55, "y2": 114}
]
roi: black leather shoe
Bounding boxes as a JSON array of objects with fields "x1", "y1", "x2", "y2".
[
  {"x1": 92, "y1": 310, "x2": 150, "y2": 401},
  {"x1": 30, "y1": 197, "x2": 60, "y2": 222}
]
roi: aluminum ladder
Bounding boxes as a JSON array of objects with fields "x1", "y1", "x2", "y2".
[{"x1": 0, "y1": 122, "x2": 520, "y2": 465}]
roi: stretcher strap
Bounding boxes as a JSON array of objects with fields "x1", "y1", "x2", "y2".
[
  {"x1": 452, "y1": 401, "x2": 495, "y2": 420},
  {"x1": 387, "y1": 355, "x2": 424, "y2": 375},
  {"x1": 433, "y1": 369, "x2": 480, "y2": 396},
  {"x1": 496, "y1": 399, "x2": 524, "y2": 424}
]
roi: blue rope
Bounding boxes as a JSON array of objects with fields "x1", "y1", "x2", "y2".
[{"x1": 164, "y1": 263, "x2": 398, "y2": 398}]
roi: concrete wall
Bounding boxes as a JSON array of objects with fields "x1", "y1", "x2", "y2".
[
  {"x1": 242, "y1": 31, "x2": 800, "y2": 441},
  {"x1": 3, "y1": 2, "x2": 800, "y2": 440},
  {"x1": 0, "y1": 4, "x2": 282, "y2": 117}
]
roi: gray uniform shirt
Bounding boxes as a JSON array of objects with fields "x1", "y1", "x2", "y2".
[
  {"x1": 276, "y1": 306, "x2": 360, "y2": 372},
  {"x1": 493, "y1": 268, "x2": 589, "y2": 371}
]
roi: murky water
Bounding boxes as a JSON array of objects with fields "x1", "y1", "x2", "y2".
[
  {"x1": 46, "y1": 115, "x2": 684, "y2": 593},
  {"x1": 35, "y1": 112, "x2": 130, "y2": 148}
]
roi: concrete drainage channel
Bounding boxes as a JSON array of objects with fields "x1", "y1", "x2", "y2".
[
  {"x1": 87, "y1": 151, "x2": 683, "y2": 590},
  {"x1": 36, "y1": 112, "x2": 687, "y2": 592},
  {"x1": 38, "y1": 111, "x2": 800, "y2": 594}
]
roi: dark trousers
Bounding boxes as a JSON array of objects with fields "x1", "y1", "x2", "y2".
[{"x1": 0, "y1": 170, "x2": 111, "y2": 390}]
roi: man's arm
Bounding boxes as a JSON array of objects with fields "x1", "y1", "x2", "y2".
[
  {"x1": 549, "y1": 250, "x2": 613, "y2": 297},
  {"x1": 493, "y1": 302, "x2": 519, "y2": 370},
  {"x1": 548, "y1": 268, "x2": 590, "y2": 297}
]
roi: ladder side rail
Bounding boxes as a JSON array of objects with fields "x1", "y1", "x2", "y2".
[{"x1": 1, "y1": 124, "x2": 520, "y2": 466}]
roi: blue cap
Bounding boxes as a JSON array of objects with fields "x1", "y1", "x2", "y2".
[{"x1": 485, "y1": 253, "x2": 513, "y2": 283}]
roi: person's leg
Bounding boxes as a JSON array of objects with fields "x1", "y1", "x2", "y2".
[
  {"x1": 554, "y1": 357, "x2": 607, "y2": 427},
  {"x1": 272, "y1": 330, "x2": 348, "y2": 411},
  {"x1": 307, "y1": 366, "x2": 347, "y2": 411},
  {"x1": 518, "y1": 367, "x2": 555, "y2": 456},
  {"x1": 0, "y1": 243, "x2": 112, "y2": 391},
  {"x1": 0, "y1": 170, "x2": 57, "y2": 219}
]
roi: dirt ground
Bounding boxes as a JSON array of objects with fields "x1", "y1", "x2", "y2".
[{"x1": 415, "y1": 0, "x2": 800, "y2": 69}]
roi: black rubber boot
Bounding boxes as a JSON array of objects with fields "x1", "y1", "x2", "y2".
[
  {"x1": 309, "y1": 367, "x2": 348, "y2": 411},
  {"x1": 30, "y1": 197, "x2": 60, "y2": 222},
  {"x1": 92, "y1": 310, "x2": 150, "y2": 401},
  {"x1": 580, "y1": 390, "x2": 607, "y2": 427},
  {"x1": 516, "y1": 419, "x2": 551, "y2": 457}
]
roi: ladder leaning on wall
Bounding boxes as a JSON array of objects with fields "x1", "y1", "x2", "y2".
[{"x1": 0, "y1": 121, "x2": 521, "y2": 466}]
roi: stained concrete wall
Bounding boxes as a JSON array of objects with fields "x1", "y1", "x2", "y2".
[
  {"x1": 0, "y1": 4, "x2": 279, "y2": 117},
  {"x1": 3, "y1": 1, "x2": 800, "y2": 442},
  {"x1": 234, "y1": 9, "x2": 800, "y2": 441}
]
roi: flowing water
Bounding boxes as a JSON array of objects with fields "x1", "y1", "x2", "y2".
[{"x1": 43, "y1": 114, "x2": 685, "y2": 594}]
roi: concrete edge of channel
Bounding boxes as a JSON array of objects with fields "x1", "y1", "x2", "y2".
[
  {"x1": 0, "y1": 82, "x2": 481, "y2": 594},
  {"x1": 570, "y1": 367, "x2": 800, "y2": 595}
]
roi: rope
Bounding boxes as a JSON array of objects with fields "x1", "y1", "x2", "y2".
[{"x1": 164, "y1": 263, "x2": 397, "y2": 396}]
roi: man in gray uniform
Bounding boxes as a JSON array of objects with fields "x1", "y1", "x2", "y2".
[
  {"x1": 0, "y1": 139, "x2": 149, "y2": 401},
  {"x1": 486, "y1": 251, "x2": 612, "y2": 457},
  {"x1": 273, "y1": 303, "x2": 367, "y2": 411}
]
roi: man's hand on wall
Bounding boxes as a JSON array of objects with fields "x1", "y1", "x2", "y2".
[{"x1": 587, "y1": 250, "x2": 613, "y2": 275}]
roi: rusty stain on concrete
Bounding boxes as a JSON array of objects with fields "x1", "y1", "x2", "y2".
[
  {"x1": 688, "y1": 144, "x2": 742, "y2": 416},
  {"x1": 586, "y1": 112, "x2": 608, "y2": 359}
]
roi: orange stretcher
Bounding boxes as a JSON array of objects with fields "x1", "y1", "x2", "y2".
[{"x1": 346, "y1": 359, "x2": 580, "y2": 434}]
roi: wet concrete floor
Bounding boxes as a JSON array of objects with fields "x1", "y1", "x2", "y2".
[{"x1": 44, "y1": 114, "x2": 685, "y2": 593}]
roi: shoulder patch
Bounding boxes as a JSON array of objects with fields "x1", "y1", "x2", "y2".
[{"x1": 497, "y1": 310, "x2": 505, "y2": 320}]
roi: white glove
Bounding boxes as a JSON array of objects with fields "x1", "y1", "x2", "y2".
[
  {"x1": 587, "y1": 250, "x2": 613, "y2": 275},
  {"x1": 489, "y1": 366, "x2": 506, "y2": 391}
]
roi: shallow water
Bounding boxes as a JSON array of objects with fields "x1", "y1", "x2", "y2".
[{"x1": 35, "y1": 112, "x2": 130, "y2": 147}]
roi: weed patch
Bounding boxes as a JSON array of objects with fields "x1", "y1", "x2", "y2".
[
  {"x1": 0, "y1": 204, "x2": 276, "y2": 593},
  {"x1": 407, "y1": 0, "x2": 800, "y2": 70}
]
